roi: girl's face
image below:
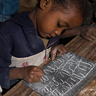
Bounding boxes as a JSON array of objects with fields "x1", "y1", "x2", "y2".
[{"x1": 32, "y1": 1, "x2": 83, "y2": 38}]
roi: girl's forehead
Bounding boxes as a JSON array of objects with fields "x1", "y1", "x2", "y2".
[{"x1": 59, "y1": 9, "x2": 83, "y2": 28}]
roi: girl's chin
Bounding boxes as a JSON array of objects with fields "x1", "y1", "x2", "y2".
[
  {"x1": 39, "y1": 33, "x2": 51, "y2": 39},
  {"x1": 39, "y1": 35, "x2": 48, "y2": 39},
  {"x1": 46, "y1": 34, "x2": 51, "y2": 38}
]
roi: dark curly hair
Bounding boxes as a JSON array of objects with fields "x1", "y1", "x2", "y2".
[
  {"x1": 37, "y1": 0, "x2": 92, "y2": 25},
  {"x1": 50, "y1": 0, "x2": 92, "y2": 25}
]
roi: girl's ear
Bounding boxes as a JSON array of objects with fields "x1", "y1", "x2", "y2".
[{"x1": 39, "y1": 0, "x2": 51, "y2": 10}]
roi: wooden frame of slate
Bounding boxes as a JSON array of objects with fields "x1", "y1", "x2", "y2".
[{"x1": 23, "y1": 51, "x2": 96, "y2": 96}]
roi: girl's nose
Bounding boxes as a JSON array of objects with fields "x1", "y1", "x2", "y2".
[{"x1": 55, "y1": 30, "x2": 62, "y2": 36}]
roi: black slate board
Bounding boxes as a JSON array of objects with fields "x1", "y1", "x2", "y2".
[{"x1": 23, "y1": 51, "x2": 96, "y2": 96}]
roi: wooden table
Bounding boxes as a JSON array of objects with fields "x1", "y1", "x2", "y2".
[{"x1": 3, "y1": 36, "x2": 96, "y2": 96}]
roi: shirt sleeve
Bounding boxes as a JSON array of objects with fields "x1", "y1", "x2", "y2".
[{"x1": 0, "y1": 34, "x2": 18, "y2": 89}]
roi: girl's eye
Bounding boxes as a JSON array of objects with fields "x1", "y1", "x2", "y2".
[
  {"x1": 58, "y1": 22, "x2": 69, "y2": 28},
  {"x1": 58, "y1": 23, "x2": 61, "y2": 27},
  {"x1": 58, "y1": 22, "x2": 65, "y2": 28}
]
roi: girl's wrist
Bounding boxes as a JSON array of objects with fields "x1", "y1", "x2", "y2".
[{"x1": 9, "y1": 67, "x2": 24, "y2": 80}]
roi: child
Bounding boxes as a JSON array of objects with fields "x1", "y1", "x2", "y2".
[{"x1": 0, "y1": 0, "x2": 91, "y2": 92}]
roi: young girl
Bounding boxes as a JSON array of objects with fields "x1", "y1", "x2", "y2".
[{"x1": 0, "y1": 0, "x2": 91, "y2": 92}]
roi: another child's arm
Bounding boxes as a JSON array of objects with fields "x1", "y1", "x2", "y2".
[
  {"x1": 9, "y1": 66, "x2": 44, "y2": 83},
  {"x1": 79, "y1": 25, "x2": 96, "y2": 41},
  {"x1": 60, "y1": 23, "x2": 96, "y2": 41},
  {"x1": 60, "y1": 27, "x2": 80, "y2": 38},
  {"x1": 50, "y1": 44, "x2": 66, "y2": 60}
]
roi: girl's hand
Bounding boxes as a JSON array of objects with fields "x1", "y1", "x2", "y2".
[
  {"x1": 50, "y1": 44, "x2": 66, "y2": 60},
  {"x1": 21, "y1": 66, "x2": 44, "y2": 83}
]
